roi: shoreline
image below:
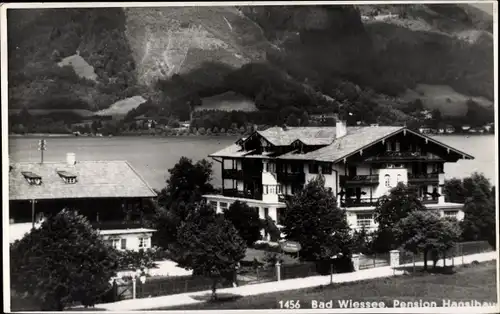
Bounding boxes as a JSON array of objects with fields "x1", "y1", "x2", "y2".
[{"x1": 8, "y1": 132, "x2": 494, "y2": 138}]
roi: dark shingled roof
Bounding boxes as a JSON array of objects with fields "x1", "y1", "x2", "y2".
[
  {"x1": 280, "y1": 126, "x2": 404, "y2": 162},
  {"x1": 209, "y1": 126, "x2": 474, "y2": 162},
  {"x1": 9, "y1": 161, "x2": 157, "y2": 200}
]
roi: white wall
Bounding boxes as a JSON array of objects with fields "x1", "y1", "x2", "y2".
[
  {"x1": 374, "y1": 168, "x2": 408, "y2": 198},
  {"x1": 237, "y1": 180, "x2": 244, "y2": 191},
  {"x1": 356, "y1": 165, "x2": 371, "y2": 175},
  {"x1": 101, "y1": 232, "x2": 154, "y2": 252},
  {"x1": 223, "y1": 159, "x2": 233, "y2": 169},
  {"x1": 303, "y1": 163, "x2": 336, "y2": 191}
]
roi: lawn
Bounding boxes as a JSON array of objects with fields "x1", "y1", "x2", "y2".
[{"x1": 156, "y1": 261, "x2": 497, "y2": 310}]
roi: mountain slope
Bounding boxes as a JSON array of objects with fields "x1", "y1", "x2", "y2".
[{"x1": 7, "y1": 4, "x2": 494, "y2": 129}]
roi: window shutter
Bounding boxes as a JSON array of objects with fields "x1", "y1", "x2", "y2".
[{"x1": 121, "y1": 238, "x2": 127, "y2": 250}]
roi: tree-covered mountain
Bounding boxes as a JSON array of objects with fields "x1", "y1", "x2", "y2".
[{"x1": 7, "y1": 4, "x2": 494, "y2": 130}]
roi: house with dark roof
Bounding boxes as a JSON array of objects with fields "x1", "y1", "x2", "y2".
[
  {"x1": 204, "y1": 120, "x2": 474, "y2": 234},
  {"x1": 9, "y1": 153, "x2": 157, "y2": 250}
]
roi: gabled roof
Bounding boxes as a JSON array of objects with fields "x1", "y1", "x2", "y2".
[
  {"x1": 209, "y1": 125, "x2": 475, "y2": 162},
  {"x1": 280, "y1": 126, "x2": 404, "y2": 162},
  {"x1": 9, "y1": 160, "x2": 157, "y2": 201}
]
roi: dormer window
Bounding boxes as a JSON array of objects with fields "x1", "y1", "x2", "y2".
[
  {"x1": 22, "y1": 172, "x2": 42, "y2": 185},
  {"x1": 57, "y1": 171, "x2": 78, "y2": 184}
]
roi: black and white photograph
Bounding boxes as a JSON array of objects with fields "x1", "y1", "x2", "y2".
[{"x1": 1, "y1": 1, "x2": 498, "y2": 312}]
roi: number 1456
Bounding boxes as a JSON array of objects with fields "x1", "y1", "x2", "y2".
[{"x1": 278, "y1": 300, "x2": 301, "y2": 309}]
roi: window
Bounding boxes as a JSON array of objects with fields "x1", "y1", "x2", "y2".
[
  {"x1": 267, "y1": 162, "x2": 276, "y2": 173},
  {"x1": 322, "y1": 163, "x2": 333, "y2": 175},
  {"x1": 357, "y1": 213, "x2": 373, "y2": 228},
  {"x1": 386, "y1": 141, "x2": 392, "y2": 151},
  {"x1": 309, "y1": 163, "x2": 319, "y2": 174},
  {"x1": 121, "y1": 238, "x2": 127, "y2": 250},
  {"x1": 209, "y1": 201, "x2": 218, "y2": 208},
  {"x1": 396, "y1": 174, "x2": 402, "y2": 183},
  {"x1": 384, "y1": 174, "x2": 391, "y2": 187},
  {"x1": 443, "y1": 211, "x2": 458, "y2": 218},
  {"x1": 395, "y1": 141, "x2": 400, "y2": 152},
  {"x1": 291, "y1": 164, "x2": 302, "y2": 173},
  {"x1": 138, "y1": 237, "x2": 149, "y2": 249},
  {"x1": 220, "y1": 202, "x2": 228, "y2": 210},
  {"x1": 107, "y1": 238, "x2": 120, "y2": 249}
]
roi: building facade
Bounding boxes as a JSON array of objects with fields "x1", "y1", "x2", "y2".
[
  {"x1": 9, "y1": 153, "x2": 158, "y2": 250},
  {"x1": 204, "y1": 122, "x2": 474, "y2": 234}
]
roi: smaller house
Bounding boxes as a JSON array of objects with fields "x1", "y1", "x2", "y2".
[
  {"x1": 445, "y1": 125, "x2": 455, "y2": 134},
  {"x1": 438, "y1": 128, "x2": 445, "y2": 134},
  {"x1": 134, "y1": 115, "x2": 157, "y2": 129},
  {"x1": 9, "y1": 153, "x2": 158, "y2": 249},
  {"x1": 101, "y1": 228, "x2": 156, "y2": 251},
  {"x1": 483, "y1": 123, "x2": 494, "y2": 132},
  {"x1": 418, "y1": 125, "x2": 432, "y2": 134},
  {"x1": 462, "y1": 125, "x2": 471, "y2": 131}
]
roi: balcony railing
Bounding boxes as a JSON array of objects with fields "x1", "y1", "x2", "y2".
[
  {"x1": 340, "y1": 196, "x2": 439, "y2": 208},
  {"x1": 367, "y1": 151, "x2": 443, "y2": 162},
  {"x1": 222, "y1": 169, "x2": 244, "y2": 180},
  {"x1": 340, "y1": 175, "x2": 379, "y2": 186},
  {"x1": 408, "y1": 173, "x2": 439, "y2": 183},
  {"x1": 276, "y1": 172, "x2": 306, "y2": 183},
  {"x1": 223, "y1": 189, "x2": 262, "y2": 200},
  {"x1": 420, "y1": 198, "x2": 439, "y2": 205},
  {"x1": 341, "y1": 198, "x2": 378, "y2": 208}
]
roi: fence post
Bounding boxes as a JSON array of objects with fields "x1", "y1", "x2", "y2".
[
  {"x1": 275, "y1": 261, "x2": 281, "y2": 281},
  {"x1": 132, "y1": 277, "x2": 137, "y2": 299},
  {"x1": 390, "y1": 250, "x2": 400, "y2": 268},
  {"x1": 352, "y1": 254, "x2": 360, "y2": 271}
]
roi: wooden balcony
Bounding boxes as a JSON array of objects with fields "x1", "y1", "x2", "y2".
[
  {"x1": 276, "y1": 172, "x2": 306, "y2": 183},
  {"x1": 341, "y1": 198, "x2": 378, "y2": 208},
  {"x1": 367, "y1": 151, "x2": 444, "y2": 162},
  {"x1": 408, "y1": 173, "x2": 439, "y2": 184},
  {"x1": 421, "y1": 198, "x2": 439, "y2": 205},
  {"x1": 223, "y1": 189, "x2": 262, "y2": 200},
  {"x1": 340, "y1": 174, "x2": 379, "y2": 186},
  {"x1": 222, "y1": 169, "x2": 244, "y2": 180}
]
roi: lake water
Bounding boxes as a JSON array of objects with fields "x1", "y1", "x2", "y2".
[{"x1": 8, "y1": 135, "x2": 496, "y2": 190}]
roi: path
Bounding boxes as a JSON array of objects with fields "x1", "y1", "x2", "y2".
[{"x1": 88, "y1": 251, "x2": 497, "y2": 311}]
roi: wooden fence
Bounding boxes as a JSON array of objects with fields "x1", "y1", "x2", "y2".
[
  {"x1": 359, "y1": 252, "x2": 390, "y2": 270},
  {"x1": 399, "y1": 240, "x2": 493, "y2": 267}
]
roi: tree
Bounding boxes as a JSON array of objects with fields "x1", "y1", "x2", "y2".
[
  {"x1": 444, "y1": 173, "x2": 495, "y2": 247},
  {"x1": 394, "y1": 211, "x2": 460, "y2": 270},
  {"x1": 285, "y1": 113, "x2": 300, "y2": 126},
  {"x1": 176, "y1": 204, "x2": 246, "y2": 300},
  {"x1": 10, "y1": 209, "x2": 117, "y2": 310},
  {"x1": 443, "y1": 178, "x2": 466, "y2": 203},
  {"x1": 149, "y1": 157, "x2": 214, "y2": 249},
  {"x1": 461, "y1": 182, "x2": 496, "y2": 243},
  {"x1": 283, "y1": 176, "x2": 352, "y2": 261},
  {"x1": 223, "y1": 201, "x2": 263, "y2": 246},
  {"x1": 373, "y1": 183, "x2": 426, "y2": 252}
]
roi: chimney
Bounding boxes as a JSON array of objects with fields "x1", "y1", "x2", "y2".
[
  {"x1": 336, "y1": 120, "x2": 347, "y2": 139},
  {"x1": 66, "y1": 153, "x2": 76, "y2": 165}
]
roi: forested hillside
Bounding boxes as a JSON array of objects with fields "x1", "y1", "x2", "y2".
[{"x1": 7, "y1": 4, "x2": 494, "y2": 133}]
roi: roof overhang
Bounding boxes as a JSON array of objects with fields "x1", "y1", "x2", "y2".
[{"x1": 333, "y1": 127, "x2": 474, "y2": 163}]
